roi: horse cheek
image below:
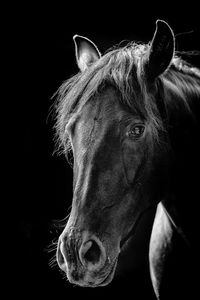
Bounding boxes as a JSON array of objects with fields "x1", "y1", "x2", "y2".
[{"x1": 122, "y1": 142, "x2": 143, "y2": 185}]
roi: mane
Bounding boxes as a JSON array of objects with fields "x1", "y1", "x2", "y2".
[{"x1": 54, "y1": 41, "x2": 200, "y2": 154}]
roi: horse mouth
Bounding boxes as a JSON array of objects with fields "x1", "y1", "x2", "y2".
[
  {"x1": 67, "y1": 256, "x2": 118, "y2": 287},
  {"x1": 94, "y1": 257, "x2": 118, "y2": 287}
]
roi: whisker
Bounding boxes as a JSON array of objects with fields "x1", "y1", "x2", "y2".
[
  {"x1": 51, "y1": 207, "x2": 72, "y2": 230},
  {"x1": 49, "y1": 254, "x2": 58, "y2": 268}
]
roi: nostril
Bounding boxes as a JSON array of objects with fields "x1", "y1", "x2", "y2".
[
  {"x1": 84, "y1": 240, "x2": 101, "y2": 264},
  {"x1": 79, "y1": 238, "x2": 104, "y2": 268}
]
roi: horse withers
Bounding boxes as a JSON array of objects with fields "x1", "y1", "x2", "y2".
[{"x1": 54, "y1": 20, "x2": 200, "y2": 298}]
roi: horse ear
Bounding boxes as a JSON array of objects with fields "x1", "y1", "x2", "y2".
[
  {"x1": 145, "y1": 20, "x2": 175, "y2": 80},
  {"x1": 73, "y1": 35, "x2": 101, "y2": 72}
]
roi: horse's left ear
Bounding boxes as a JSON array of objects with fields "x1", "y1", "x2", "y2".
[
  {"x1": 73, "y1": 35, "x2": 101, "y2": 72},
  {"x1": 145, "y1": 20, "x2": 175, "y2": 80}
]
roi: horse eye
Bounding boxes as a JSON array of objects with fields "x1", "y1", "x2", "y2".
[{"x1": 127, "y1": 125, "x2": 145, "y2": 139}]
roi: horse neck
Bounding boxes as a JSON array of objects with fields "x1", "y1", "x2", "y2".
[{"x1": 162, "y1": 70, "x2": 200, "y2": 243}]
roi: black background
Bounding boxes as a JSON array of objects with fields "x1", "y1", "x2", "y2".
[{"x1": 12, "y1": 3, "x2": 199, "y2": 299}]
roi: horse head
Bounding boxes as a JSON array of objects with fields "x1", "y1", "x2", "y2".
[{"x1": 56, "y1": 21, "x2": 175, "y2": 287}]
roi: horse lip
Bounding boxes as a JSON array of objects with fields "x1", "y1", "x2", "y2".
[
  {"x1": 68, "y1": 256, "x2": 118, "y2": 287},
  {"x1": 82, "y1": 256, "x2": 118, "y2": 287},
  {"x1": 97, "y1": 257, "x2": 118, "y2": 286}
]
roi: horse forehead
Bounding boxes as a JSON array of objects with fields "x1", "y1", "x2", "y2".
[
  {"x1": 80, "y1": 87, "x2": 123, "y2": 128},
  {"x1": 73, "y1": 87, "x2": 123, "y2": 157}
]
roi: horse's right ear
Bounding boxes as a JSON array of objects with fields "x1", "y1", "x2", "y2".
[
  {"x1": 73, "y1": 35, "x2": 101, "y2": 72},
  {"x1": 145, "y1": 20, "x2": 175, "y2": 80}
]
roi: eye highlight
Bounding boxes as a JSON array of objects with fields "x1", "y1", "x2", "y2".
[{"x1": 126, "y1": 124, "x2": 145, "y2": 139}]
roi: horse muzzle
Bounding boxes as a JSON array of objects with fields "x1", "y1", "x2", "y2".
[{"x1": 56, "y1": 229, "x2": 118, "y2": 287}]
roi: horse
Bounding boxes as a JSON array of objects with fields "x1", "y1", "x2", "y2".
[{"x1": 54, "y1": 20, "x2": 200, "y2": 299}]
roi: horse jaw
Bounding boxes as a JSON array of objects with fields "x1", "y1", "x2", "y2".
[{"x1": 149, "y1": 202, "x2": 173, "y2": 299}]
